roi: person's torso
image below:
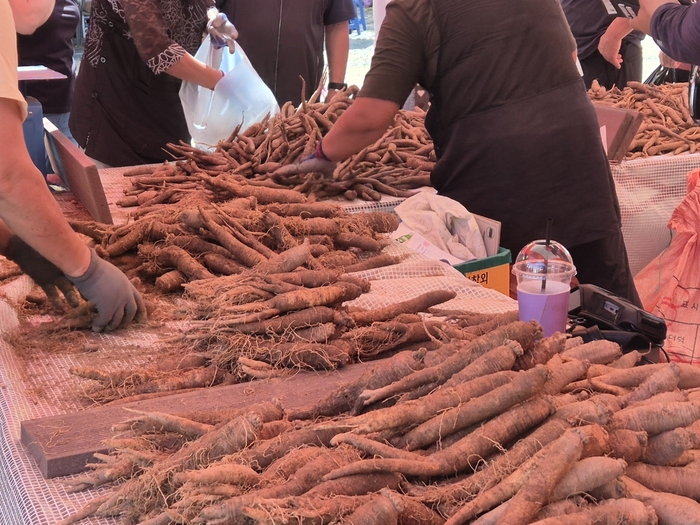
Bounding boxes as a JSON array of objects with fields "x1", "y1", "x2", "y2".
[
  {"x1": 83, "y1": 0, "x2": 211, "y2": 69},
  {"x1": 218, "y1": 0, "x2": 351, "y2": 105},
  {"x1": 71, "y1": 0, "x2": 212, "y2": 165},
  {"x1": 560, "y1": 0, "x2": 644, "y2": 59},
  {"x1": 424, "y1": 0, "x2": 620, "y2": 253},
  {"x1": 426, "y1": 0, "x2": 581, "y2": 128},
  {"x1": 17, "y1": 0, "x2": 80, "y2": 113}
]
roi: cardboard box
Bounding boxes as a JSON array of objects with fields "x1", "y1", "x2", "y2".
[{"x1": 453, "y1": 247, "x2": 512, "y2": 296}]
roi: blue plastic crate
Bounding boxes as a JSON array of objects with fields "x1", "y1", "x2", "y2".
[{"x1": 22, "y1": 96, "x2": 49, "y2": 176}]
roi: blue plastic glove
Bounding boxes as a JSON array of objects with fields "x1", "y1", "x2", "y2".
[
  {"x1": 272, "y1": 140, "x2": 337, "y2": 178},
  {"x1": 207, "y1": 9, "x2": 238, "y2": 53},
  {"x1": 67, "y1": 249, "x2": 147, "y2": 332}
]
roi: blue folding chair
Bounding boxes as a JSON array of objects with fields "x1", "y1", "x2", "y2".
[{"x1": 348, "y1": 0, "x2": 367, "y2": 35}]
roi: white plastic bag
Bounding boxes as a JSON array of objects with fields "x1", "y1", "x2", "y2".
[
  {"x1": 180, "y1": 38, "x2": 279, "y2": 150},
  {"x1": 393, "y1": 192, "x2": 487, "y2": 261}
]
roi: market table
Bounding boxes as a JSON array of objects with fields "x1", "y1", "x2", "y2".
[
  {"x1": 0, "y1": 166, "x2": 517, "y2": 525},
  {"x1": 1, "y1": 148, "x2": 698, "y2": 524}
]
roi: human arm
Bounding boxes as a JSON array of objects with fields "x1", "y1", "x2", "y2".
[
  {"x1": 0, "y1": 98, "x2": 145, "y2": 330},
  {"x1": 165, "y1": 53, "x2": 224, "y2": 90},
  {"x1": 119, "y1": 0, "x2": 222, "y2": 90},
  {"x1": 598, "y1": 17, "x2": 634, "y2": 68},
  {"x1": 0, "y1": 99, "x2": 91, "y2": 277},
  {"x1": 273, "y1": 0, "x2": 424, "y2": 175},
  {"x1": 321, "y1": 97, "x2": 400, "y2": 160},
  {"x1": 271, "y1": 97, "x2": 399, "y2": 177},
  {"x1": 8, "y1": 0, "x2": 55, "y2": 34},
  {"x1": 642, "y1": 1, "x2": 700, "y2": 65},
  {"x1": 631, "y1": 0, "x2": 677, "y2": 34},
  {"x1": 325, "y1": 21, "x2": 350, "y2": 101}
]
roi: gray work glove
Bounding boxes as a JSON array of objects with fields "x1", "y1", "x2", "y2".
[
  {"x1": 67, "y1": 248, "x2": 146, "y2": 332},
  {"x1": 4, "y1": 235, "x2": 80, "y2": 310},
  {"x1": 272, "y1": 140, "x2": 337, "y2": 179},
  {"x1": 207, "y1": 9, "x2": 238, "y2": 53}
]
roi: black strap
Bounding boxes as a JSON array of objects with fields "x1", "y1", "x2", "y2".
[{"x1": 569, "y1": 325, "x2": 654, "y2": 353}]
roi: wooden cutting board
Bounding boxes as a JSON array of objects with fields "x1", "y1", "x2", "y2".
[
  {"x1": 44, "y1": 119, "x2": 113, "y2": 224},
  {"x1": 21, "y1": 361, "x2": 373, "y2": 478},
  {"x1": 593, "y1": 103, "x2": 644, "y2": 163}
]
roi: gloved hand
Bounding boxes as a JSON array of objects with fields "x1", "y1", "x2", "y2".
[
  {"x1": 4, "y1": 235, "x2": 80, "y2": 311},
  {"x1": 272, "y1": 140, "x2": 337, "y2": 179},
  {"x1": 207, "y1": 8, "x2": 238, "y2": 53},
  {"x1": 67, "y1": 248, "x2": 147, "y2": 332}
]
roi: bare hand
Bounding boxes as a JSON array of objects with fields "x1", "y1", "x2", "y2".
[{"x1": 598, "y1": 33, "x2": 624, "y2": 69}]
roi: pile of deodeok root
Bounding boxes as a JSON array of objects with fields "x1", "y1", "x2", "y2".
[
  {"x1": 588, "y1": 80, "x2": 700, "y2": 160},
  {"x1": 116, "y1": 86, "x2": 433, "y2": 207},
  {"x1": 108, "y1": 80, "x2": 700, "y2": 222},
  {"x1": 57, "y1": 320, "x2": 700, "y2": 524},
  {"x1": 64, "y1": 186, "x2": 491, "y2": 404}
]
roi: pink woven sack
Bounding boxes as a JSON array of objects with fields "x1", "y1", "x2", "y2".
[{"x1": 635, "y1": 168, "x2": 700, "y2": 363}]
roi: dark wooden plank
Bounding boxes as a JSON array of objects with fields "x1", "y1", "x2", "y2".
[
  {"x1": 44, "y1": 119, "x2": 113, "y2": 224},
  {"x1": 21, "y1": 361, "x2": 373, "y2": 479},
  {"x1": 593, "y1": 104, "x2": 644, "y2": 163}
]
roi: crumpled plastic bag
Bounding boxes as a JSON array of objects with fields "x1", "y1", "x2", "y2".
[
  {"x1": 180, "y1": 38, "x2": 279, "y2": 150},
  {"x1": 393, "y1": 192, "x2": 487, "y2": 261},
  {"x1": 635, "y1": 168, "x2": 700, "y2": 363}
]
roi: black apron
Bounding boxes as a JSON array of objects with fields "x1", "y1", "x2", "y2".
[
  {"x1": 424, "y1": 0, "x2": 622, "y2": 258},
  {"x1": 70, "y1": 9, "x2": 191, "y2": 166}
]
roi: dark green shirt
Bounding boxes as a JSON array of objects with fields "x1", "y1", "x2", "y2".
[{"x1": 359, "y1": 0, "x2": 576, "y2": 107}]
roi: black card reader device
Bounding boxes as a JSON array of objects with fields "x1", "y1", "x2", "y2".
[{"x1": 568, "y1": 284, "x2": 667, "y2": 346}]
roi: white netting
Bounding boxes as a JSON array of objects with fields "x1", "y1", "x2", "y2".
[
  {"x1": 612, "y1": 153, "x2": 700, "y2": 276},
  {"x1": 5, "y1": 150, "x2": 693, "y2": 522},
  {"x1": 0, "y1": 167, "x2": 518, "y2": 523},
  {"x1": 0, "y1": 282, "x2": 120, "y2": 524}
]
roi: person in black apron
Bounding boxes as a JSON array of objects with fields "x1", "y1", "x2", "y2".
[
  {"x1": 18, "y1": 0, "x2": 81, "y2": 145},
  {"x1": 277, "y1": 0, "x2": 641, "y2": 306},
  {"x1": 70, "y1": 0, "x2": 225, "y2": 167}
]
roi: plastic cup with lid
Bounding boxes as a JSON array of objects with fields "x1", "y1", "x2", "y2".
[{"x1": 512, "y1": 239, "x2": 576, "y2": 337}]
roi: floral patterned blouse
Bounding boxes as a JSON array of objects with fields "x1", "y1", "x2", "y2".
[{"x1": 83, "y1": 0, "x2": 212, "y2": 74}]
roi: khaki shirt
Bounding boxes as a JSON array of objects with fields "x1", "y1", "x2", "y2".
[{"x1": 0, "y1": 0, "x2": 28, "y2": 120}]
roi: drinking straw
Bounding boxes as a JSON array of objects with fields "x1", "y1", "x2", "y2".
[{"x1": 542, "y1": 218, "x2": 553, "y2": 292}]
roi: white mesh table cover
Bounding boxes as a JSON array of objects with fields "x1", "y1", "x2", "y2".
[{"x1": 4, "y1": 152, "x2": 695, "y2": 523}]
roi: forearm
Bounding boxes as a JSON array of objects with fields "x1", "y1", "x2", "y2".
[
  {"x1": 0, "y1": 101, "x2": 90, "y2": 277},
  {"x1": 598, "y1": 17, "x2": 634, "y2": 67},
  {"x1": 651, "y1": 3, "x2": 700, "y2": 64},
  {"x1": 325, "y1": 22, "x2": 350, "y2": 84},
  {"x1": 605, "y1": 17, "x2": 634, "y2": 40},
  {"x1": 632, "y1": 0, "x2": 677, "y2": 36},
  {"x1": 165, "y1": 52, "x2": 224, "y2": 90},
  {"x1": 322, "y1": 97, "x2": 399, "y2": 160},
  {"x1": 8, "y1": 0, "x2": 55, "y2": 34}
]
